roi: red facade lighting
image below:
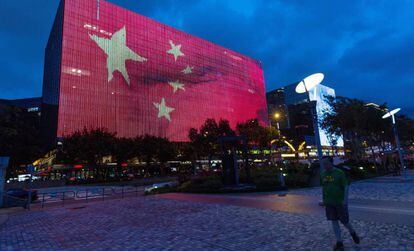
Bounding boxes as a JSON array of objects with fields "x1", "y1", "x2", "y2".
[{"x1": 44, "y1": 0, "x2": 268, "y2": 142}]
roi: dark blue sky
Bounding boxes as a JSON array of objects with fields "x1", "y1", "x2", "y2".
[{"x1": 1, "y1": 0, "x2": 413, "y2": 117}]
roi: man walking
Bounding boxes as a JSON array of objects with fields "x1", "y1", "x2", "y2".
[{"x1": 320, "y1": 156, "x2": 360, "y2": 250}]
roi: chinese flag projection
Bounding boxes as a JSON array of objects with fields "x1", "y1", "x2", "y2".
[{"x1": 43, "y1": 0, "x2": 267, "y2": 142}]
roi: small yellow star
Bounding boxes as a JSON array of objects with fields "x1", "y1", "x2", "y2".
[
  {"x1": 168, "y1": 80, "x2": 185, "y2": 93},
  {"x1": 153, "y1": 98, "x2": 175, "y2": 121},
  {"x1": 167, "y1": 40, "x2": 184, "y2": 61},
  {"x1": 182, "y1": 65, "x2": 194, "y2": 74}
]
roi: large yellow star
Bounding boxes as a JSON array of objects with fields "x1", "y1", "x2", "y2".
[
  {"x1": 90, "y1": 26, "x2": 147, "y2": 86},
  {"x1": 168, "y1": 80, "x2": 185, "y2": 93},
  {"x1": 167, "y1": 40, "x2": 184, "y2": 61},
  {"x1": 153, "y1": 98, "x2": 175, "y2": 121}
]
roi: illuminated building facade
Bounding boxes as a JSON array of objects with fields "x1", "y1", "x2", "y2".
[{"x1": 41, "y1": 0, "x2": 267, "y2": 144}]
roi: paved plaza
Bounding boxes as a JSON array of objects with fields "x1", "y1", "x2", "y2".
[
  {"x1": 1, "y1": 173, "x2": 414, "y2": 250},
  {"x1": 290, "y1": 172, "x2": 414, "y2": 202}
]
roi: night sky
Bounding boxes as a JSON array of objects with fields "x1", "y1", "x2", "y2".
[{"x1": 1, "y1": 0, "x2": 413, "y2": 117}]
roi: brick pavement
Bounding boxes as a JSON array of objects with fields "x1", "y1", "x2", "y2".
[
  {"x1": 1, "y1": 196, "x2": 413, "y2": 250},
  {"x1": 291, "y1": 171, "x2": 414, "y2": 202}
]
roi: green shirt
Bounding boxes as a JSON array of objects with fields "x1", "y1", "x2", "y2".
[{"x1": 320, "y1": 168, "x2": 348, "y2": 205}]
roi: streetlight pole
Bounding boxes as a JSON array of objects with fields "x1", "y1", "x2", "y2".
[
  {"x1": 382, "y1": 108, "x2": 406, "y2": 179},
  {"x1": 392, "y1": 118, "x2": 406, "y2": 178},
  {"x1": 304, "y1": 83, "x2": 323, "y2": 164},
  {"x1": 0, "y1": 157, "x2": 9, "y2": 208},
  {"x1": 296, "y1": 74, "x2": 324, "y2": 166}
]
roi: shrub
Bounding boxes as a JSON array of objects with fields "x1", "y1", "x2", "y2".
[
  {"x1": 253, "y1": 175, "x2": 280, "y2": 191},
  {"x1": 337, "y1": 160, "x2": 379, "y2": 181},
  {"x1": 235, "y1": 165, "x2": 283, "y2": 191},
  {"x1": 283, "y1": 163, "x2": 316, "y2": 188},
  {"x1": 178, "y1": 175, "x2": 223, "y2": 193}
]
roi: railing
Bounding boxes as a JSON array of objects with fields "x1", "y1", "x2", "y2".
[
  {"x1": 3, "y1": 194, "x2": 28, "y2": 208},
  {"x1": 36, "y1": 186, "x2": 143, "y2": 209}
]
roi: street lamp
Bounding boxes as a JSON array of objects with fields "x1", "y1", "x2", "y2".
[
  {"x1": 295, "y1": 73, "x2": 324, "y2": 164},
  {"x1": 274, "y1": 112, "x2": 281, "y2": 130},
  {"x1": 382, "y1": 108, "x2": 406, "y2": 179}
]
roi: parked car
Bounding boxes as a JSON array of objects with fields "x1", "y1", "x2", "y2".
[
  {"x1": 144, "y1": 181, "x2": 178, "y2": 194},
  {"x1": 6, "y1": 188, "x2": 38, "y2": 201}
]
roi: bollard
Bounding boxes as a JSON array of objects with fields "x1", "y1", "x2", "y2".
[
  {"x1": 42, "y1": 193, "x2": 45, "y2": 209},
  {"x1": 279, "y1": 172, "x2": 286, "y2": 188},
  {"x1": 62, "y1": 191, "x2": 65, "y2": 207},
  {"x1": 26, "y1": 164, "x2": 34, "y2": 211}
]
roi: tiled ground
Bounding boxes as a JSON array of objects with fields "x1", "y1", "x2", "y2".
[
  {"x1": 290, "y1": 172, "x2": 414, "y2": 202},
  {"x1": 1, "y1": 171, "x2": 414, "y2": 250},
  {"x1": 1, "y1": 196, "x2": 413, "y2": 251}
]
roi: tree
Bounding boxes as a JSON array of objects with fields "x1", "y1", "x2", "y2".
[
  {"x1": 137, "y1": 135, "x2": 158, "y2": 177},
  {"x1": 395, "y1": 115, "x2": 414, "y2": 148},
  {"x1": 135, "y1": 135, "x2": 175, "y2": 176},
  {"x1": 236, "y1": 119, "x2": 279, "y2": 149},
  {"x1": 188, "y1": 118, "x2": 235, "y2": 168},
  {"x1": 154, "y1": 137, "x2": 176, "y2": 176},
  {"x1": 321, "y1": 97, "x2": 361, "y2": 160},
  {"x1": 0, "y1": 105, "x2": 42, "y2": 177},
  {"x1": 55, "y1": 128, "x2": 116, "y2": 180},
  {"x1": 320, "y1": 96, "x2": 414, "y2": 169},
  {"x1": 236, "y1": 119, "x2": 280, "y2": 164},
  {"x1": 112, "y1": 137, "x2": 136, "y2": 177}
]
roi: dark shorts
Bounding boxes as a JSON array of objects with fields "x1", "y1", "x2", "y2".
[{"x1": 325, "y1": 204, "x2": 349, "y2": 224}]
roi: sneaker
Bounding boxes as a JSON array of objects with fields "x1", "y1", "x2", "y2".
[
  {"x1": 334, "y1": 241, "x2": 344, "y2": 250},
  {"x1": 351, "y1": 232, "x2": 360, "y2": 244}
]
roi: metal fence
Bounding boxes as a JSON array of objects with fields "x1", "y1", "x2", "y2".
[
  {"x1": 35, "y1": 186, "x2": 143, "y2": 209},
  {"x1": 3, "y1": 194, "x2": 28, "y2": 208}
]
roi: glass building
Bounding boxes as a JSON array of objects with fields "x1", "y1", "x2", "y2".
[
  {"x1": 41, "y1": 0, "x2": 267, "y2": 144},
  {"x1": 267, "y1": 83, "x2": 344, "y2": 148}
]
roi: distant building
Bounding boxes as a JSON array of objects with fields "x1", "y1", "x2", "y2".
[
  {"x1": 266, "y1": 88, "x2": 290, "y2": 130},
  {"x1": 0, "y1": 97, "x2": 42, "y2": 114},
  {"x1": 267, "y1": 83, "x2": 343, "y2": 148}
]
